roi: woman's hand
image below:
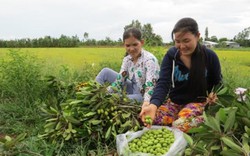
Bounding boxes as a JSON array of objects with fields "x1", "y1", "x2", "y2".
[
  {"x1": 141, "y1": 101, "x2": 150, "y2": 108},
  {"x1": 139, "y1": 104, "x2": 157, "y2": 128}
]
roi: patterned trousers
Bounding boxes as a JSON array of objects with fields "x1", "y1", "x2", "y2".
[{"x1": 154, "y1": 99, "x2": 206, "y2": 132}]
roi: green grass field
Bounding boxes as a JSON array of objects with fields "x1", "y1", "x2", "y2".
[
  {"x1": 0, "y1": 48, "x2": 125, "y2": 69},
  {"x1": 0, "y1": 47, "x2": 249, "y2": 87}
]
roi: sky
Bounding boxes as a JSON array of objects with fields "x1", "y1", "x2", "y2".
[{"x1": 0, "y1": 0, "x2": 250, "y2": 43}]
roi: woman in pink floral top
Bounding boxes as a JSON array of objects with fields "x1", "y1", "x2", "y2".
[{"x1": 96, "y1": 27, "x2": 160, "y2": 106}]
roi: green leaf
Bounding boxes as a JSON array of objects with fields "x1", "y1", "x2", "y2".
[
  {"x1": 242, "y1": 117, "x2": 250, "y2": 127},
  {"x1": 242, "y1": 133, "x2": 250, "y2": 153},
  {"x1": 121, "y1": 112, "x2": 131, "y2": 119},
  {"x1": 84, "y1": 112, "x2": 96, "y2": 117},
  {"x1": 14, "y1": 133, "x2": 27, "y2": 142},
  {"x1": 64, "y1": 116, "x2": 81, "y2": 124},
  {"x1": 89, "y1": 120, "x2": 102, "y2": 125},
  {"x1": 44, "y1": 121, "x2": 56, "y2": 129},
  {"x1": 46, "y1": 118, "x2": 58, "y2": 122},
  {"x1": 68, "y1": 122, "x2": 72, "y2": 131},
  {"x1": 220, "y1": 150, "x2": 242, "y2": 156},
  {"x1": 121, "y1": 120, "x2": 132, "y2": 128},
  {"x1": 65, "y1": 133, "x2": 71, "y2": 141},
  {"x1": 49, "y1": 106, "x2": 59, "y2": 114},
  {"x1": 217, "y1": 87, "x2": 228, "y2": 96},
  {"x1": 211, "y1": 117, "x2": 221, "y2": 132},
  {"x1": 183, "y1": 133, "x2": 193, "y2": 146},
  {"x1": 221, "y1": 137, "x2": 244, "y2": 154},
  {"x1": 55, "y1": 122, "x2": 62, "y2": 130},
  {"x1": 105, "y1": 126, "x2": 112, "y2": 139},
  {"x1": 210, "y1": 145, "x2": 220, "y2": 150},
  {"x1": 203, "y1": 112, "x2": 212, "y2": 128},
  {"x1": 69, "y1": 100, "x2": 84, "y2": 105},
  {"x1": 224, "y1": 109, "x2": 236, "y2": 132},
  {"x1": 216, "y1": 108, "x2": 227, "y2": 123},
  {"x1": 193, "y1": 144, "x2": 207, "y2": 153},
  {"x1": 204, "y1": 115, "x2": 221, "y2": 133},
  {"x1": 187, "y1": 126, "x2": 207, "y2": 133},
  {"x1": 245, "y1": 126, "x2": 250, "y2": 135}
]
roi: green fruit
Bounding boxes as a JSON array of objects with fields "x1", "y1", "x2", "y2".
[
  {"x1": 128, "y1": 128, "x2": 175, "y2": 155},
  {"x1": 145, "y1": 115, "x2": 152, "y2": 124}
]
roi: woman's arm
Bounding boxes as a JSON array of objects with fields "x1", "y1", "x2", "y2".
[
  {"x1": 143, "y1": 58, "x2": 160, "y2": 102},
  {"x1": 150, "y1": 50, "x2": 174, "y2": 107}
]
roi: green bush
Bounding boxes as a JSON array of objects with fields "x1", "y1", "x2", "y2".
[
  {"x1": 0, "y1": 50, "x2": 45, "y2": 136},
  {"x1": 0, "y1": 50, "x2": 44, "y2": 106}
]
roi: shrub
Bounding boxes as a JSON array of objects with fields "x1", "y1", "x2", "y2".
[{"x1": 0, "y1": 50, "x2": 45, "y2": 106}]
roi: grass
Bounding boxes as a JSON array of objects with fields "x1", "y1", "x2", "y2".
[
  {"x1": 0, "y1": 47, "x2": 249, "y2": 86},
  {"x1": 0, "y1": 47, "x2": 249, "y2": 155},
  {"x1": 216, "y1": 50, "x2": 250, "y2": 88},
  {"x1": 0, "y1": 48, "x2": 125, "y2": 70}
]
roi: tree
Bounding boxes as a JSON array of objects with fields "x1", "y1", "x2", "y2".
[
  {"x1": 234, "y1": 27, "x2": 250, "y2": 40},
  {"x1": 124, "y1": 20, "x2": 142, "y2": 31},
  {"x1": 124, "y1": 20, "x2": 163, "y2": 46},
  {"x1": 210, "y1": 36, "x2": 218, "y2": 42},
  {"x1": 84, "y1": 32, "x2": 89, "y2": 41},
  {"x1": 219, "y1": 37, "x2": 228, "y2": 42},
  {"x1": 199, "y1": 37, "x2": 203, "y2": 43},
  {"x1": 234, "y1": 27, "x2": 250, "y2": 47},
  {"x1": 205, "y1": 27, "x2": 209, "y2": 41}
]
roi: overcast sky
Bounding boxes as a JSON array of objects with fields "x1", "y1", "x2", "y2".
[{"x1": 1, "y1": 0, "x2": 250, "y2": 42}]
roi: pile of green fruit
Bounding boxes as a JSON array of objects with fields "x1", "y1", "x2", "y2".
[{"x1": 128, "y1": 128, "x2": 175, "y2": 156}]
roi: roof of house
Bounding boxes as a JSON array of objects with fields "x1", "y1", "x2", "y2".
[
  {"x1": 223, "y1": 41, "x2": 239, "y2": 45},
  {"x1": 203, "y1": 41, "x2": 219, "y2": 45}
]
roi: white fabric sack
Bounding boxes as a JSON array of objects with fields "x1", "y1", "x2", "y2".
[{"x1": 116, "y1": 125, "x2": 187, "y2": 156}]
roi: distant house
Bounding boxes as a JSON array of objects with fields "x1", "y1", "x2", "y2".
[
  {"x1": 222, "y1": 41, "x2": 240, "y2": 48},
  {"x1": 203, "y1": 41, "x2": 218, "y2": 48}
]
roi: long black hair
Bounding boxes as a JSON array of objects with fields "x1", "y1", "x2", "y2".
[
  {"x1": 123, "y1": 27, "x2": 142, "y2": 56},
  {"x1": 172, "y1": 17, "x2": 207, "y2": 100}
]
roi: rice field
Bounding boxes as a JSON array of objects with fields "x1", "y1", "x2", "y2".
[
  {"x1": 0, "y1": 47, "x2": 249, "y2": 84},
  {"x1": 0, "y1": 48, "x2": 125, "y2": 69}
]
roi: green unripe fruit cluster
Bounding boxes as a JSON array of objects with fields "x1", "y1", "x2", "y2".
[
  {"x1": 128, "y1": 128, "x2": 175, "y2": 156},
  {"x1": 145, "y1": 115, "x2": 153, "y2": 125}
]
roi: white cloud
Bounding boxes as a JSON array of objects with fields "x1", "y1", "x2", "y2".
[{"x1": 0, "y1": 0, "x2": 250, "y2": 42}]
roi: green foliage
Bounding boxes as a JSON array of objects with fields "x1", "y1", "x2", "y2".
[
  {"x1": 124, "y1": 20, "x2": 164, "y2": 46},
  {"x1": 39, "y1": 79, "x2": 142, "y2": 154},
  {"x1": 0, "y1": 47, "x2": 249, "y2": 155},
  {"x1": 184, "y1": 90, "x2": 250, "y2": 156},
  {"x1": 0, "y1": 50, "x2": 46, "y2": 138},
  {"x1": 0, "y1": 133, "x2": 27, "y2": 155},
  {"x1": 234, "y1": 26, "x2": 250, "y2": 47},
  {"x1": 0, "y1": 101, "x2": 44, "y2": 135},
  {"x1": 144, "y1": 46, "x2": 166, "y2": 64},
  {"x1": 0, "y1": 50, "x2": 44, "y2": 105}
]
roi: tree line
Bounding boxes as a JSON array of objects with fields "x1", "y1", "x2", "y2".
[
  {"x1": 0, "y1": 20, "x2": 164, "y2": 48},
  {"x1": 204, "y1": 27, "x2": 250, "y2": 47},
  {"x1": 0, "y1": 35, "x2": 123, "y2": 48},
  {"x1": 0, "y1": 20, "x2": 249, "y2": 48}
]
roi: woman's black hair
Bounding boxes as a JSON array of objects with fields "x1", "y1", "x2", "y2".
[
  {"x1": 123, "y1": 27, "x2": 142, "y2": 41},
  {"x1": 123, "y1": 27, "x2": 142, "y2": 56},
  {"x1": 172, "y1": 17, "x2": 207, "y2": 100},
  {"x1": 171, "y1": 17, "x2": 199, "y2": 40}
]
